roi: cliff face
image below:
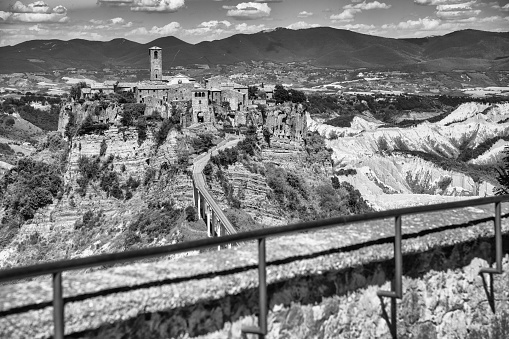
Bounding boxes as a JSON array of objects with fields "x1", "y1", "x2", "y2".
[
  {"x1": 264, "y1": 103, "x2": 307, "y2": 141},
  {"x1": 58, "y1": 101, "x2": 124, "y2": 133},
  {"x1": 307, "y1": 102, "x2": 509, "y2": 209},
  {"x1": 209, "y1": 162, "x2": 286, "y2": 226},
  {"x1": 0, "y1": 126, "x2": 195, "y2": 267}
]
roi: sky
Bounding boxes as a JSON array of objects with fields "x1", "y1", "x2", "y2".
[{"x1": 0, "y1": 0, "x2": 508, "y2": 46}]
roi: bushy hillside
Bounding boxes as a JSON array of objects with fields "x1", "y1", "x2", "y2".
[
  {"x1": 0, "y1": 103, "x2": 212, "y2": 267},
  {"x1": 1, "y1": 28, "x2": 508, "y2": 72},
  {"x1": 205, "y1": 130, "x2": 372, "y2": 227}
]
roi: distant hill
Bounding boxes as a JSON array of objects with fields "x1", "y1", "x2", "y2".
[{"x1": 1, "y1": 28, "x2": 508, "y2": 73}]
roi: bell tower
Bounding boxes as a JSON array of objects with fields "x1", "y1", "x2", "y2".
[{"x1": 149, "y1": 46, "x2": 162, "y2": 81}]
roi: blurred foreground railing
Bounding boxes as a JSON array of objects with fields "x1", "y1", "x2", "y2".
[{"x1": 0, "y1": 195, "x2": 507, "y2": 338}]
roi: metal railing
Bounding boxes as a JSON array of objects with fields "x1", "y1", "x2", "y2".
[{"x1": 0, "y1": 195, "x2": 507, "y2": 339}]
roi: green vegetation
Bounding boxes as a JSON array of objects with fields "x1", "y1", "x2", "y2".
[
  {"x1": 74, "y1": 210, "x2": 104, "y2": 231},
  {"x1": 75, "y1": 154, "x2": 138, "y2": 199},
  {"x1": 306, "y1": 94, "x2": 342, "y2": 116},
  {"x1": 121, "y1": 103, "x2": 146, "y2": 126},
  {"x1": 191, "y1": 133, "x2": 214, "y2": 153},
  {"x1": 99, "y1": 139, "x2": 107, "y2": 156},
  {"x1": 494, "y1": 146, "x2": 509, "y2": 195},
  {"x1": 224, "y1": 208, "x2": 260, "y2": 232},
  {"x1": 304, "y1": 132, "x2": 333, "y2": 166},
  {"x1": 136, "y1": 117, "x2": 147, "y2": 145},
  {"x1": 0, "y1": 143, "x2": 15, "y2": 155},
  {"x1": 0, "y1": 158, "x2": 63, "y2": 247},
  {"x1": 70, "y1": 82, "x2": 88, "y2": 101},
  {"x1": 1, "y1": 95, "x2": 61, "y2": 131},
  {"x1": 124, "y1": 200, "x2": 183, "y2": 249},
  {"x1": 457, "y1": 136, "x2": 509, "y2": 163},
  {"x1": 263, "y1": 163, "x2": 371, "y2": 220},
  {"x1": 76, "y1": 115, "x2": 108, "y2": 136},
  {"x1": 274, "y1": 84, "x2": 306, "y2": 104}
]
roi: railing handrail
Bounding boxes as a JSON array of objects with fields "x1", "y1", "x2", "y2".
[{"x1": 1, "y1": 194, "x2": 508, "y2": 283}]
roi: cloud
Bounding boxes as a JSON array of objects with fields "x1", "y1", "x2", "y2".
[
  {"x1": 330, "y1": 9, "x2": 361, "y2": 22},
  {"x1": 0, "y1": 1, "x2": 69, "y2": 24},
  {"x1": 234, "y1": 22, "x2": 266, "y2": 33},
  {"x1": 184, "y1": 20, "x2": 232, "y2": 35},
  {"x1": 331, "y1": 1, "x2": 391, "y2": 22},
  {"x1": 127, "y1": 21, "x2": 181, "y2": 35},
  {"x1": 130, "y1": 0, "x2": 185, "y2": 12},
  {"x1": 344, "y1": 1, "x2": 391, "y2": 10},
  {"x1": 286, "y1": 21, "x2": 320, "y2": 30},
  {"x1": 414, "y1": 0, "x2": 465, "y2": 5},
  {"x1": 297, "y1": 11, "x2": 313, "y2": 18},
  {"x1": 435, "y1": 1, "x2": 481, "y2": 20},
  {"x1": 224, "y1": 2, "x2": 271, "y2": 20},
  {"x1": 97, "y1": 0, "x2": 185, "y2": 12},
  {"x1": 382, "y1": 17, "x2": 442, "y2": 30}
]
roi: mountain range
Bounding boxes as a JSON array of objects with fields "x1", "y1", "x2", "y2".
[{"x1": 1, "y1": 27, "x2": 509, "y2": 73}]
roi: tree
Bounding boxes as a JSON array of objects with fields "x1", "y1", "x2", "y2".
[
  {"x1": 99, "y1": 139, "x2": 107, "y2": 156},
  {"x1": 70, "y1": 82, "x2": 88, "y2": 101},
  {"x1": 289, "y1": 89, "x2": 306, "y2": 104},
  {"x1": 274, "y1": 84, "x2": 289, "y2": 104},
  {"x1": 495, "y1": 146, "x2": 509, "y2": 195},
  {"x1": 248, "y1": 86, "x2": 259, "y2": 100},
  {"x1": 121, "y1": 103, "x2": 146, "y2": 126},
  {"x1": 304, "y1": 132, "x2": 333, "y2": 166}
]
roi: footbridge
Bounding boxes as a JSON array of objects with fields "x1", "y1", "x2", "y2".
[{"x1": 192, "y1": 138, "x2": 241, "y2": 239}]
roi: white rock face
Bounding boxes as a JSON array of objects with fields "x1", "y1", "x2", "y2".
[{"x1": 308, "y1": 102, "x2": 509, "y2": 209}]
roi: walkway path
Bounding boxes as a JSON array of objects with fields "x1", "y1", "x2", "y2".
[{"x1": 192, "y1": 138, "x2": 243, "y2": 237}]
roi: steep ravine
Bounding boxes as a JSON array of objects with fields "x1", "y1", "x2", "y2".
[{"x1": 308, "y1": 102, "x2": 509, "y2": 209}]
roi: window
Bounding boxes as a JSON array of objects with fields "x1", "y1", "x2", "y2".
[{"x1": 154, "y1": 51, "x2": 158, "y2": 59}]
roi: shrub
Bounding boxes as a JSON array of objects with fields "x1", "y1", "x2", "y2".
[
  {"x1": 76, "y1": 115, "x2": 108, "y2": 136},
  {"x1": 0, "y1": 158, "x2": 63, "y2": 224},
  {"x1": 121, "y1": 103, "x2": 146, "y2": 126},
  {"x1": 437, "y1": 176, "x2": 452, "y2": 191},
  {"x1": 143, "y1": 168, "x2": 157, "y2": 186},
  {"x1": 185, "y1": 206, "x2": 197, "y2": 222},
  {"x1": 0, "y1": 143, "x2": 14, "y2": 155},
  {"x1": 99, "y1": 139, "x2": 107, "y2": 156},
  {"x1": 74, "y1": 210, "x2": 103, "y2": 230},
  {"x1": 136, "y1": 117, "x2": 147, "y2": 145},
  {"x1": 124, "y1": 201, "x2": 182, "y2": 248},
  {"x1": 155, "y1": 119, "x2": 173, "y2": 147}
]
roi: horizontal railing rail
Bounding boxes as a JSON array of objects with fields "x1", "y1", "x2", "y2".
[{"x1": 0, "y1": 195, "x2": 508, "y2": 339}]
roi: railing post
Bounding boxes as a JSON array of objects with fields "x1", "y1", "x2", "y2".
[
  {"x1": 242, "y1": 238, "x2": 268, "y2": 338},
  {"x1": 480, "y1": 202, "x2": 503, "y2": 274},
  {"x1": 53, "y1": 272, "x2": 64, "y2": 339},
  {"x1": 378, "y1": 215, "x2": 403, "y2": 299},
  {"x1": 377, "y1": 215, "x2": 403, "y2": 338},
  {"x1": 394, "y1": 215, "x2": 403, "y2": 298}
]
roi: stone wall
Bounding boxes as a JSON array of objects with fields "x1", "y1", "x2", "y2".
[{"x1": 3, "y1": 205, "x2": 508, "y2": 338}]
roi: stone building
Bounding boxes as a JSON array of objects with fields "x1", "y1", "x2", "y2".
[
  {"x1": 149, "y1": 46, "x2": 162, "y2": 81},
  {"x1": 191, "y1": 88, "x2": 212, "y2": 123}
]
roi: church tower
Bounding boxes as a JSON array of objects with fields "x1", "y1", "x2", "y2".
[{"x1": 149, "y1": 46, "x2": 162, "y2": 81}]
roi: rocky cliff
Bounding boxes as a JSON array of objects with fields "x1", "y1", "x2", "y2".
[
  {"x1": 308, "y1": 102, "x2": 509, "y2": 209},
  {"x1": 0, "y1": 124, "x2": 197, "y2": 268}
]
